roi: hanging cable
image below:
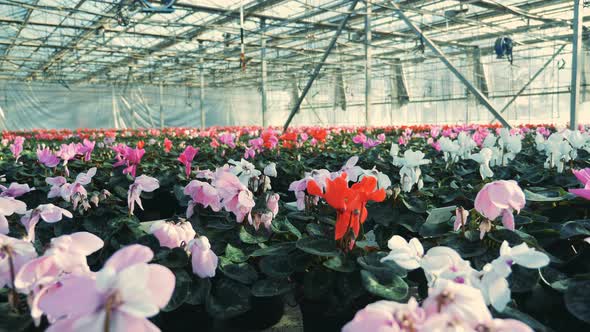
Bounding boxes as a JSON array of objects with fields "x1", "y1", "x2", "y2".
[{"x1": 239, "y1": 3, "x2": 246, "y2": 72}]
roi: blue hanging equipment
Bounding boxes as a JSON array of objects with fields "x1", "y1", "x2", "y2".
[
  {"x1": 494, "y1": 37, "x2": 514, "y2": 64},
  {"x1": 136, "y1": 0, "x2": 176, "y2": 13}
]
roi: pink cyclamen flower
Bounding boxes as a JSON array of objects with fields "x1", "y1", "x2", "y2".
[
  {"x1": 57, "y1": 143, "x2": 79, "y2": 177},
  {"x1": 343, "y1": 282, "x2": 534, "y2": 332},
  {"x1": 244, "y1": 147, "x2": 256, "y2": 159},
  {"x1": 0, "y1": 182, "x2": 34, "y2": 198},
  {"x1": 69, "y1": 168, "x2": 97, "y2": 208},
  {"x1": 112, "y1": 144, "x2": 128, "y2": 167},
  {"x1": 343, "y1": 298, "x2": 426, "y2": 332},
  {"x1": 123, "y1": 147, "x2": 145, "y2": 178},
  {"x1": 431, "y1": 140, "x2": 442, "y2": 151},
  {"x1": 149, "y1": 220, "x2": 196, "y2": 249},
  {"x1": 14, "y1": 232, "x2": 103, "y2": 324},
  {"x1": 430, "y1": 126, "x2": 441, "y2": 138},
  {"x1": 46, "y1": 176, "x2": 68, "y2": 199},
  {"x1": 0, "y1": 197, "x2": 27, "y2": 234},
  {"x1": 212, "y1": 169, "x2": 255, "y2": 222},
  {"x1": 76, "y1": 139, "x2": 95, "y2": 162},
  {"x1": 224, "y1": 189, "x2": 255, "y2": 223},
  {"x1": 188, "y1": 236, "x2": 218, "y2": 278},
  {"x1": 569, "y1": 168, "x2": 590, "y2": 200},
  {"x1": 46, "y1": 168, "x2": 95, "y2": 210},
  {"x1": 128, "y1": 175, "x2": 159, "y2": 215},
  {"x1": 363, "y1": 138, "x2": 381, "y2": 149},
  {"x1": 20, "y1": 204, "x2": 73, "y2": 242},
  {"x1": 178, "y1": 146, "x2": 199, "y2": 178},
  {"x1": 352, "y1": 133, "x2": 367, "y2": 145},
  {"x1": 37, "y1": 147, "x2": 60, "y2": 168},
  {"x1": 219, "y1": 133, "x2": 236, "y2": 148},
  {"x1": 184, "y1": 180, "x2": 222, "y2": 218},
  {"x1": 39, "y1": 245, "x2": 175, "y2": 332},
  {"x1": 422, "y1": 280, "x2": 493, "y2": 326},
  {"x1": 454, "y1": 207, "x2": 469, "y2": 231},
  {"x1": 474, "y1": 180, "x2": 525, "y2": 236},
  {"x1": 0, "y1": 234, "x2": 37, "y2": 288},
  {"x1": 266, "y1": 193, "x2": 280, "y2": 217},
  {"x1": 248, "y1": 137, "x2": 264, "y2": 151},
  {"x1": 252, "y1": 212, "x2": 273, "y2": 231},
  {"x1": 44, "y1": 232, "x2": 104, "y2": 274},
  {"x1": 9, "y1": 137, "x2": 25, "y2": 162},
  {"x1": 113, "y1": 144, "x2": 145, "y2": 178},
  {"x1": 397, "y1": 136, "x2": 407, "y2": 145},
  {"x1": 14, "y1": 256, "x2": 61, "y2": 325},
  {"x1": 57, "y1": 142, "x2": 78, "y2": 164}
]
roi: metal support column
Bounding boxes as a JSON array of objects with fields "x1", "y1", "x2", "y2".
[
  {"x1": 388, "y1": 1, "x2": 511, "y2": 128},
  {"x1": 261, "y1": 18, "x2": 268, "y2": 128},
  {"x1": 283, "y1": 0, "x2": 359, "y2": 132},
  {"x1": 199, "y1": 42, "x2": 205, "y2": 130},
  {"x1": 159, "y1": 82, "x2": 164, "y2": 129},
  {"x1": 365, "y1": 0, "x2": 372, "y2": 127},
  {"x1": 570, "y1": 0, "x2": 584, "y2": 130},
  {"x1": 499, "y1": 44, "x2": 566, "y2": 114},
  {"x1": 112, "y1": 85, "x2": 119, "y2": 129}
]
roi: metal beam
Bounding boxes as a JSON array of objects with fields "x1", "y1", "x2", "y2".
[
  {"x1": 199, "y1": 42, "x2": 205, "y2": 130},
  {"x1": 499, "y1": 44, "x2": 566, "y2": 114},
  {"x1": 365, "y1": 0, "x2": 372, "y2": 127},
  {"x1": 282, "y1": 0, "x2": 359, "y2": 132},
  {"x1": 458, "y1": 0, "x2": 572, "y2": 26},
  {"x1": 77, "y1": 0, "x2": 286, "y2": 84},
  {"x1": 124, "y1": 0, "x2": 472, "y2": 85},
  {"x1": 26, "y1": 0, "x2": 106, "y2": 79},
  {"x1": 159, "y1": 83, "x2": 164, "y2": 129},
  {"x1": 260, "y1": 18, "x2": 268, "y2": 128},
  {"x1": 0, "y1": 0, "x2": 39, "y2": 70},
  {"x1": 388, "y1": 0, "x2": 511, "y2": 128},
  {"x1": 570, "y1": 0, "x2": 584, "y2": 130}
]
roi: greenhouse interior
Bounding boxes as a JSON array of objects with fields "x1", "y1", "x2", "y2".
[{"x1": 1, "y1": 0, "x2": 590, "y2": 331}]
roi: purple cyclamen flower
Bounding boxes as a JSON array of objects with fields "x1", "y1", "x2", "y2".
[
  {"x1": 76, "y1": 139, "x2": 95, "y2": 162},
  {"x1": 37, "y1": 147, "x2": 60, "y2": 168},
  {"x1": 219, "y1": 133, "x2": 236, "y2": 148},
  {"x1": 20, "y1": 204, "x2": 73, "y2": 242},
  {"x1": 0, "y1": 183, "x2": 34, "y2": 198}
]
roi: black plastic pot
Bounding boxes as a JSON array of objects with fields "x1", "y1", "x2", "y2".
[
  {"x1": 159, "y1": 304, "x2": 213, "y2": 332},
  {"x1": 135, "y1": 190, "x2": 177, "y2": 222},
  {"x1": 226, "y1": 295, "x2": 285, "y2": 331},
  {"x1": 514, "y1": 284, "x2": 590, "y2": 331},
  {"x1": 299, "y1": 300, "x2": 357, "y2": 332}
]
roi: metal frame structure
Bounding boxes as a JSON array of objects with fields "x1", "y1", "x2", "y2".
[{"x1": 0, "y1": 0, "x2": 588, "y2": 127}]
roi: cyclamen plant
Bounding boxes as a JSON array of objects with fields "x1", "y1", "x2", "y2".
[
  {"x1": 343, "y1": 281, "x2": 534, "y2": 332},
  {"x1": 380, "y1": 235, "x2": 549, "y2": 311},
  {"x1": 474, "y1": 180, "x2": 526, "y2": 239},
  {"x1": 39, "y1": 245, "x2": 175, "y2": 332},
  {"x1": 307, "y1": 173, "x2": 385, "y2": 247},
  {"x1": 1, "y1": 124, "x2": 590, "y2": 331}
]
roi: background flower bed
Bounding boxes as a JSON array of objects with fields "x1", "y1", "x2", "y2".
[{"x1": 0, "y1": 124, "x2": 589, "y2": 331}]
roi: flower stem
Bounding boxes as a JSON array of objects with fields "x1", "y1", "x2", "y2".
[
  {"x1": 4, "y1": 246, "x2": 20, "y2": 311},
  {"x1": 104, "y1": 297, "x2": 114, "y2": 332}
]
